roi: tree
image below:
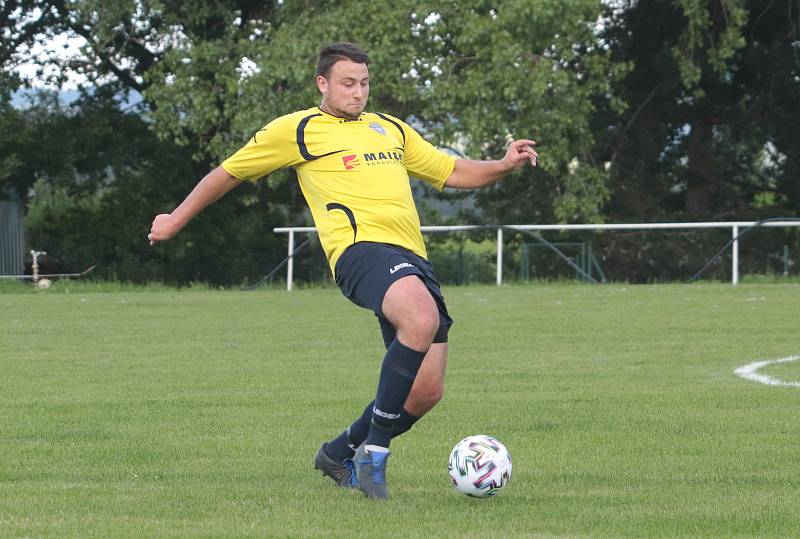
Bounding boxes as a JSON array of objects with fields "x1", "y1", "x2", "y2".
[
  {"x1": 6, "y1": 0, "x2": 796, "y2": 283},
  {"x1": 411, "y1": 1, "x2": 625, "y2": 225},
  {"x1": 2, "y1": 1, "x2": 297, "y2": 283},
  {"x1": 19, "y1": 88, "x2": 291, "y2": 284},
  {"x1": 591, "y1": 0, "x2": 800, "y2": 281},
  {"x1": 600, "y1": 0, "x2": 799, "y2": 221},
  {"x1": 6, "y1": 1, "x2": 625, "y2": 219}
]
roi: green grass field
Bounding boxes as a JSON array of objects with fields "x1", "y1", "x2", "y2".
[{"x1": 2, "y1": 283, "x2": 799, "y2": 538}]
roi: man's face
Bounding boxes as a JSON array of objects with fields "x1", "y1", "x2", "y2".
[{"x1": 317, "y1": 59, "x2": 369, "y2": 119}]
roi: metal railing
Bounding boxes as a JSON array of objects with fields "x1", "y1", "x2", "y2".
[{"x1": 273, "y1": 221, "x2": 800, "y2": 290}]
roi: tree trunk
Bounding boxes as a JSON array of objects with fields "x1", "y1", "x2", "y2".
[{"x1": 685, "y1": 116, "x2": 715, "y2": 218}]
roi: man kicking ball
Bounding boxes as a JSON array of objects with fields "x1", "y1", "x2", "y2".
[{"x1": 148, "y1": 42, "x2": 537, "y2": 499}]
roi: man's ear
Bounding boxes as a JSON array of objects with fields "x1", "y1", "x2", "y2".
[{"x1": 316, "y1": 75, "x2": 328, "y2": 93}]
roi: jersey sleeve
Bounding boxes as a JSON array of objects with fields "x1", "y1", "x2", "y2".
[
  {"x1": 394, "y1": 118, "x2": 456, "y2": 191},
  {"x1": 221, "y1": 114, "x2": 304, "y2": 182}
]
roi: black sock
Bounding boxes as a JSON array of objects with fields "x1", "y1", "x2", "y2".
[
  {"x1": 324, "y1": 402, "x2": 373, "y2": 461},
  {"x1": 325, "y1": 403, "x2": 423, "y2": 461},
  {"x1": 348, "y1": 401, "x2": 375, "y2": 448},
  {"x1": 324, "y1": 429, "x2": 356, "y2": 462},
  {"x1": 364, "y1": 339, "x2": 426, "y2": 449},
  {"x1": 392, "y1": 408, "x2": 420, "y2": 437}
]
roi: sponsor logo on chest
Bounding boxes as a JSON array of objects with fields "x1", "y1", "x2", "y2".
[
  {"x1": 342, "y1": 155, "x2": 360, "y2": 170},
  {"x1": 342, "y1": 149, "x2": 404, "y2": 170}
]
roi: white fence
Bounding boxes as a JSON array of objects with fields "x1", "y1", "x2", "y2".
[{"x1": 273, "y1": 221, "x2": 800, "y2": 291}]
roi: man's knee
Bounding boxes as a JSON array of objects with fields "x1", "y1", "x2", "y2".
[{"x1": 402, "y1": 308, "x2": 439, "y2": 344}]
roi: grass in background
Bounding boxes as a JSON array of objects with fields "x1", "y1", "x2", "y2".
[
  {"x1": 0, "y1": 279, "x2": 222, "y2": 294},
  {"x1": 1, "y1": 283, "x2": 799, "y2": 537}
]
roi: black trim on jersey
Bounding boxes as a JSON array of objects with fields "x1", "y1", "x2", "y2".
[
  {"x1": 326, "y1": 203, "x2": 357, "y2": 244},
  {"x1": 297, "y1": 113, "x2": 346, "y2": 161},
  {"x1": 376, "y1": 113, "x2": 406, "y2": 146}
]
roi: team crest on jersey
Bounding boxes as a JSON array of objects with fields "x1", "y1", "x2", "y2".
[{"x1": 369, "y1": 122, "x2": 387, "y2": 136}]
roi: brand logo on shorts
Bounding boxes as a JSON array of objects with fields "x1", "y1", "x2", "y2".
[
  {"x1": 342, "y1": 154, "x2": 360, "y2": 170},
  {"x1": 389, "y1": 262, "x2": 415, "y2": 274}
]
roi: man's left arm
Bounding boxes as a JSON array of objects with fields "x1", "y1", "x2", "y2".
[{"x1": 445, "y1": 139, "x2": 538, "y2": 190}]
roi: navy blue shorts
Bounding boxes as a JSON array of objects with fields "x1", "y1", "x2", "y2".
[{"x1": 334, "y1": 242, "x2": 453, "y2": 347}]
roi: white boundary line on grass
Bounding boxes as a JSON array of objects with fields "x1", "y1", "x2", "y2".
[{"x1": 735, "y1": 355, "x2": 800, "y2": 387}]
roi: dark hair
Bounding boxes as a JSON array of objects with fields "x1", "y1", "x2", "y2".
[{"x1": 316, "y1": 42, "x2": 370, "y2": 78}]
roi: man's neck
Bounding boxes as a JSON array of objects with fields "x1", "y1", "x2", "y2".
[{"x1": 319, "y1": 102, "x2": 360, "y2": 121}]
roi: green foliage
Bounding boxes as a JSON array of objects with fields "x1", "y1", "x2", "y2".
[
  {"x1": 599, "y1": 0, "x2": 800, "y2": 224},
  {"x1": 0, "y1": 91, "x2": 63, "y2": 204},
  {"x1": 4, "y1": 0, "x2": 799, "y2": 285},
  {"x1": 427, "y1": 237, "x2": 498, "y2": 284},
  {"x1": 673, "y1": 0, "x2": 748, "y2": 96},
  {"x1": 417, "y1": 1, "x2": 623, "y2": 223},
  {"x1": 141, "y1": 2, "x2": 279, "y2": 160},
  {"x1": 103, "y1": 0, "x2": 622, "y2": 222},
  {"x1": 15, "y1": 90, "x2": 290, "y2": 285}
]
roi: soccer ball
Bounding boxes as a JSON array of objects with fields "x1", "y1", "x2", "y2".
[
  {"x1": 36, "y1": 278, "x2": 52, "y2": 290},
  {"x1": 448, "y1": 434, "x2": 512, "y2": 497}
]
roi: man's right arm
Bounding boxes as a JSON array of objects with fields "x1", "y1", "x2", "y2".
[{"x1": 148, "y1": 165, "x2": 241, "y2": 246}]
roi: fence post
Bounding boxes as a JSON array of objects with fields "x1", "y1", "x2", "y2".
[
  {"x1": 732, "y1": 225, "x2": 739, "y2": 285},
  {"x1": 496, "y1": 227, "x2": 503, "y2": 286},
  {"x1": 287, "y1": 229, "x2": 294, "y2": 291},
  {"x1": 784, "y1": 245, "x2": 790, "y2": 277}
]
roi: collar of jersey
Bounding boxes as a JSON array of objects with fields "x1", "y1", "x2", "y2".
[{"x1": 316, "y1": 107, "x2": 365, "y2": 122}]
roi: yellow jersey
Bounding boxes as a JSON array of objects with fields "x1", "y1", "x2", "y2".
[{"x1": 221, "y1": 107, "x2": 456, "y2": 275}]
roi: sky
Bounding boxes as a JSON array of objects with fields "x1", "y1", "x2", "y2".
[
  {"x1": 14, "y1": 29, "x2": 88, "y2": 89},
  {"x1": 10, "y1": 23, "x2": 89, "y2": 107}
]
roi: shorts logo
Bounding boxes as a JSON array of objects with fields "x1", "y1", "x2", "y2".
[
  {"x1": 342, "y1": 154, "x2": 360, "y2": 170},
  {"x1": 389, "y1": 262, "x2": 415, "y2": 274},
  {"x1": 369, "y1": 122, "x2": 387, "y2": 135}
]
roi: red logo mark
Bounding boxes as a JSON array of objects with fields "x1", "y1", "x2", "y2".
[{"x1": 342, "y1": 154, "x2": 360, "y2": 170}]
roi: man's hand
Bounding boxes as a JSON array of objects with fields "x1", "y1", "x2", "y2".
[
  {"x1": 445, "y1": 138, "x2": 539, "y2": 189},
  {"x1": 148, "y1": 213, "x2": 183, "y2": 246},
  {"x1": 502, "y1": 139, "x2": 538, "y2": 171}
]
